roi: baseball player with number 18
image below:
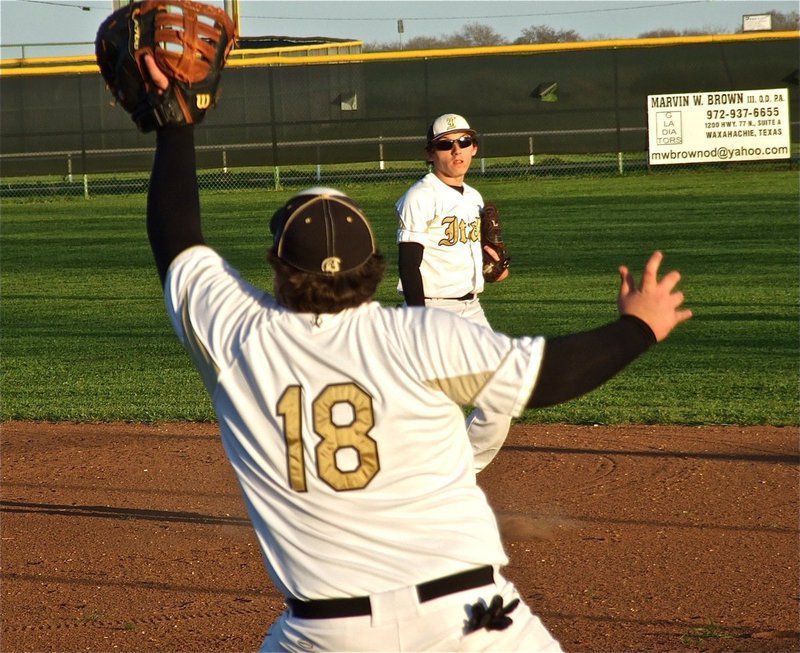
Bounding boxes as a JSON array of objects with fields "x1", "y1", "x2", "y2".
[{"x1": 104, "y1": 6, "x2": 692, "y2": 650}]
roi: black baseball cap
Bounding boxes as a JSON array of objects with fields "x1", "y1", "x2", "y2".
[{"x1": 270, "y1": 187, "x2": 377, "y2": 275}]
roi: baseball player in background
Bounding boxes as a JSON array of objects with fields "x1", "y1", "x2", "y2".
[
  {"x1": 143, "y1": 58, "x2": 691, "y2": 651},
  {"x1": 396, "y1": 113, "x2": 513, "y2": 470}
]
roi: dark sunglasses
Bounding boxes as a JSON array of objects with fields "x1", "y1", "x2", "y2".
[{"x1": 431, "y1": 136, "x2": 476, "y2": 151}]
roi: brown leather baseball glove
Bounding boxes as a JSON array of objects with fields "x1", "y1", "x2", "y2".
[
  {"x1": 95, "y1": 0, "x2": 236, "y2": 132},
  {"x1": 480, "y1": 202, "x2": 511, "y2": 283}
]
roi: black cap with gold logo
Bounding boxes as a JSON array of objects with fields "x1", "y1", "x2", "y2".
[{"x1": 270, "y1": 187, "x2": 377, "y2": 276}]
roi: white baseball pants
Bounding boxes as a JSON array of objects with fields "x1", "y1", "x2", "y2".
[{"x1": 261, "y1": 571, "x2": 562, "y2": 652}]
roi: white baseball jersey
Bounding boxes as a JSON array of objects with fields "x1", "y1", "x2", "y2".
[
  {"x1": 396, "y1": 172, "x2": 485, "y2": 299},
  {"x1": 164, "y1": 245, "x2": 545, "y2": 602}
]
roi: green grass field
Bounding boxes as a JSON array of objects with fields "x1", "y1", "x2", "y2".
[{"x1": 2, "y1": 169, "x2": 798, "y2": 424}]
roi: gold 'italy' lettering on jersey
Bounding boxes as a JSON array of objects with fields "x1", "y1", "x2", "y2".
[
  {"x1": 438, "y1": 216, "x2": 480, "y2": 246},
  {"x1": 469, "y1": 220, "x2": 480, "y2": 241}
]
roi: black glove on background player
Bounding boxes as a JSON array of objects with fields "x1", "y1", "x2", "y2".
[
  {"x1": 96, "y1": 0, "x2": 236, "y2": 132},
  {"x1": 480, "y1": 203, "x2": 511, "y2": 282}
]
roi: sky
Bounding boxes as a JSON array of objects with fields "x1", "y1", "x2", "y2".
[{"x1": 1, "y1": 0, "x2": 797, "y2": 58}]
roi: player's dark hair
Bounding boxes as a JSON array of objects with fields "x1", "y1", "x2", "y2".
[{"x1": 267, "y1": 250, "x2": 386, "y2": 313}]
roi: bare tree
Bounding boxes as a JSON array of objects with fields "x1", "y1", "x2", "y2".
[
  {"x1": 363, "y1": 40, "x2": 400, "y2": 52},
  {"x1": 513, "y1": 25, "x2": 583, "y2": 44},
  {"x1": 364, "y1": 22, "x2": 508, "y2": 51},
  {"x1": 638, "y1": 10, "x2": 798, "y2": 38},
  {"x1": 461, "y1": 22, "x2": 507, "y2": 46},
  {"x1": 771, "y1": 9, "x2": 800, "y2": 29},
  {"x1": 637, "y1": 28, "x2": 718, "y2": 38},
  {"x1": 402, "y1": 35, "x2": 449, "y2": 50},
  {"x1": 362, "y1": 10, "x2": 797, "y2": 52}
]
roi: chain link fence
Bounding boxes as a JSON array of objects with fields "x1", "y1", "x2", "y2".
[{"x1": 2, "y1": 134, "x2": 796, "y2": 200}]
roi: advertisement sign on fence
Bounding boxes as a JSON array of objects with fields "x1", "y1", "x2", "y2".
[{"x1": 647, "y1": 88, "x2": 791, "y2": 165}]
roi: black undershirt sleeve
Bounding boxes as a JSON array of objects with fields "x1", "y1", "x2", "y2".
[
  {"x1": 398, "y1": 242, "x2": 426, "y2": 306},
  {"x1": 527, "y1": 315, "x2": 657, "y2": 408},
  {"x1": 146, "y1": 125, "x2": 205, "y2": 286}
]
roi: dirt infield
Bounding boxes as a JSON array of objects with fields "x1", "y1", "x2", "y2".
[{"x1": 1, "y1": 421, "x2": 797, "y2": 653}]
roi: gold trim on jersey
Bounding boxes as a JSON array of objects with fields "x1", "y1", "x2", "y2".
[{"x1": 425, "y1": 371, "x2": 493, "y2": 405}]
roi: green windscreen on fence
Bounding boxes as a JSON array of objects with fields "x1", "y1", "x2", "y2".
[{"x1": 1, "y1": 36, "x2": 797, "y2": 176}]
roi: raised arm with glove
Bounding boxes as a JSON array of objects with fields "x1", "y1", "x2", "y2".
[{"x1": 95, "y1": 0, "x2": 236, "y2": 132}]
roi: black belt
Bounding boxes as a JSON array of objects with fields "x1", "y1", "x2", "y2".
[
  {"x1": 426, "y1": 292, "x2": 475, "y2": 301},
  {"x1": 287, "y1": 565, "x2": 494, "y2": 620}
]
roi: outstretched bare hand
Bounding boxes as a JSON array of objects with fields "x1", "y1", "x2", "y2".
[{"x1": 618, "y1": 251, "x2": 692, "y2": 342}]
